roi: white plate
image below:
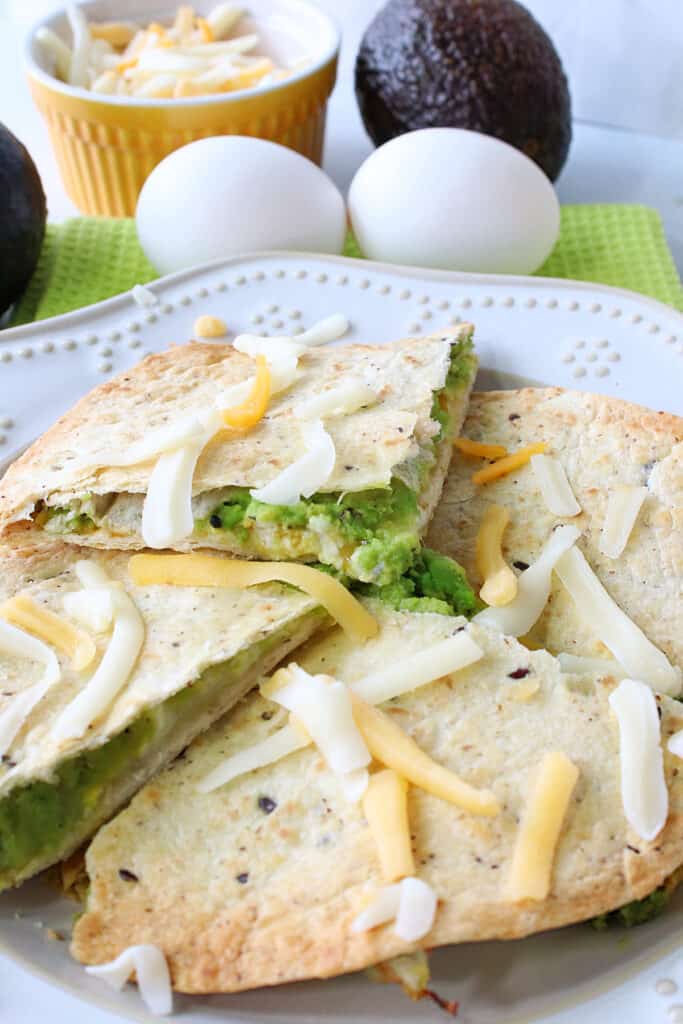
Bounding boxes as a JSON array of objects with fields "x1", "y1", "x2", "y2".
[{"x1": 1, "y1": 252, "x2": 682, "y2": 1024}]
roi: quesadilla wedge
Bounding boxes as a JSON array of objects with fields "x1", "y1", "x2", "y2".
[
  {"x1": 428, "y1": 387, "x2": 683, "y2": 677},
  {"x1": 72, "y1": 603, "x2": 683, "y2": 994},
  {"x1": 0, "y1": 541, "x2": 333, "y2": 891},
  {"x1": 0, "y1": 327, "x2": 476, "y2": 585}
]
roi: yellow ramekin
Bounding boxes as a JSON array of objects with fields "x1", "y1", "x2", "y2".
[{"x1": 26, "y1": 0, "x2": 340, "y2": 217}]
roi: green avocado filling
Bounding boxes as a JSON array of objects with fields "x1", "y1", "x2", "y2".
[
  {"x1": 591, "y1": 865, "x2": 683, "y2": 930},
  {"x1": 0, "y1": 550, "x2": 475, "y2": 887},
  {"x1": 0, "y1": 618, "x2": 321, "y2": 887}
]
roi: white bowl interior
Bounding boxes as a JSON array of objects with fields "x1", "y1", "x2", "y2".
[{"x1": 27, "y1": 0, "x2": 340, "y2": 104}]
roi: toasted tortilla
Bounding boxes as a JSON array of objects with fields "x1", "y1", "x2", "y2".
[
  {"x1": 0, "y1": 329, "x2": 476, "y2": 573},
  {"x1": 73, "y1": 605, "x2": 683, "y2": 993},
  {"x1": 427, "y1": 387, "x2": 683, "y2": 667},
  {"x1": 0, "y1": 542, "x2": 327, "y2": 889}
]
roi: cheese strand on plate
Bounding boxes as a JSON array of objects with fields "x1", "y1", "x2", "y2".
[
  {"x1": 554, "y1": 546, "x2": 681, "y2": 696},
  {"x1": 609, "y1": 678, "x2": 668, "y2": 842},
  {"x1": 0, "y1": 619, "x2": 61, "y2": 757},
  {"x1": 53, "y1": 564, "x2": 145, "y2": 743},
  {"x1": 474, "y1": 524, "x2": 581, "y2": 637},
  {"x1": 86, "y1": 944, "x2": 172, "y2": 1016}
]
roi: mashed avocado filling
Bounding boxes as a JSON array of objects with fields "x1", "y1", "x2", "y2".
[
  {"x1": 0, "y1": 551, "x2": 476, "y2": 889},
  {"x1": 591, "y1": 865, "x2": 683, "y2": 930},
  {"x1": 40, "y1": 339, "x2": 475, "y2": 587},
  {"x1": 0, "y1": 612, "x2": 326, "y2": 889}
]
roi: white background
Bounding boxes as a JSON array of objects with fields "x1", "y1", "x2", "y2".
[{"x1": 0, "y1": 1, "x2": 682, "y2": 1021}]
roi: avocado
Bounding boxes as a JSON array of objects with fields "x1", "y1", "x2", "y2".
[
  {"x1": 0, "y1": 124, "x2": 47, "y2": 316},
  {"x1": 355, "y1": 0, "x2": 571, "y2": 182}
]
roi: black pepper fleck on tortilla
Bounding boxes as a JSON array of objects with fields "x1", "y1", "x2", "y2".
[
  {"x1": 258, "y1": 795, "x2": 277, "y2": 814},
  {"x1": 236, "y1": 872, "x2": 249, "y2": 884},
  {"x1": 513, "y1": 561, "x2": 530, "y2": 571},
  {"x1": 508, "y1": 667, "x2": 530, "y2": 679},
  {"x1": 118, "y1": 869, "x2": 139, "y2": 883}
]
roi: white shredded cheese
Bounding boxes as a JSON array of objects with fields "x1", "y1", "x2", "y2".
[
  {"x1": 85, "y1": 945, "x2": 172, "y2": 1016},
  {"x1": 351, "y1": 884, "x2": 402, "y2": 933},
  {"x1": 599, "y1": 485, "x2": 648, "y2": 559},
  {"x1": 198, "y1": 724, "x2": 307, "y2": 794},
  {"x1": 66, "y1": 3, "x2": 90, "y2": 87},
  {"x1": 104, "y1": 411, "x2": 218, "y2": 467},
  {"x1": 475, "y1": 525, "x2": 581, "y2": 637},
  {"x1": 555, "y1": 546, "x2": 681, "y2": 696},
  {"x1": 557, "y1": 652, "x2": 626, "y2": 678},
  {"x1": 63, "y1": 589, "x2": 114, "y2": 634},
  {"x1": 531, "y1": 454, "x2": 581, "y2": 517},
  {"x1": 53, "y1": 570, "x2": 145, "y2": 743},
  {"x1": 394, "y1": 876, "x2": 438, "y2": 942},
  {"x1": 353, "y1": 631, "x2": 483, "y2": 705},
  {"x1": 296, "y1": 313, "x2": 349, "y2": 347},
  {"x1": 141, "y1": 437, "x2": 208, "y2": 549},
  {"x1": 131, "y1": 283, "x2": 158, "y2": 308},
  {"x1": 352, "y1": 877, "x2": 437, "y2": 941},
  {"x1": 0, "y1": 619, "x2": 60, "y2": 756},
  {"x1": 295, "y1": 381, "x2": 378, "y2": 421},
  {"x1": 609, "y1": 678, "x2": 668, "y2": 842},
  {"x1": 250, "y1": 418, "x2": 335, "y2": 506},
  {"x1": 200, "y1": 632, "x2": 485, "y2": 792},
  {"x1": 269, "y1": 667, "x2": 370, "y2": 797}
]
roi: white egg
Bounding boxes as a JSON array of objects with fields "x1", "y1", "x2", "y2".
[
  {"x1": 136, "y1": 137, "x2": 347, "y2": 274},
  {"x1": 348, "y1": 128, "x2": 560, "y2": 275}
]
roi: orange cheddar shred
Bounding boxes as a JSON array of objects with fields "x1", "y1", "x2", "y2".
[
  {"x1": 221, "y1": 355, "x2": 271, "y2": 430},
  {"x1": 472, "y1": 443, "x2": 547, "y2": 486},
  {"x1": 455, "y1": 437, "x2": 508, "y2": 460}
]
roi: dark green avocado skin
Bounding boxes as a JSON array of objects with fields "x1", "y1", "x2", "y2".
[
  {"x1": 0, "y1": 124, "x2": 47, "y2": 316},
  {"x1": 355, "y1": 0, "x2": 572, "y2": 182}
]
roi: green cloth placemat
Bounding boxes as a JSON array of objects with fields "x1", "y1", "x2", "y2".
[{"x1": 9, "y1": 203, "x2": 682, "y2": 326}]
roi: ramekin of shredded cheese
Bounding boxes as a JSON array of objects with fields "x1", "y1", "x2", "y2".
[{"x1": 25, "y1": 0, "x2": 340, "y2": 215}]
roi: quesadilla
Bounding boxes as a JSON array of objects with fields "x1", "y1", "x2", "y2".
[
  {"x1": 428, "y1": 387, "x2": 683, "y2": 677},
  {"x1": 72, "y1": 603, "x2": 683, "y2": 994},
  {"x1": 0, "y1": 327, "x2": 476, "y2": 585},
  {"x1": 0, "y1": 541, "x2": 333, "y2": 891}
]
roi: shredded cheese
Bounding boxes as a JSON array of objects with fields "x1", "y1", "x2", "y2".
[
  {"x1": 249, "y1": 418, "x2": 335, "y2": 506},
  {"x1": 507, "y1": 751, "x2": 579, "y2": 902},
  {"x1": 395, "y1": 876, "x2": 438, "y2": 942},
  {"x1": 220, "y1": 355, "x2": 271, "y2": 429},
  {"x1": 599, "y1": 485, "x2": 648, "y2": 559},
  {"x1": 362, "y1": 770, "x2": 415, "y2": 882},
  {"x1": 0, "y1": 594, "x2": 96, "y2": 671},
  {"x1": 472, "y1": 442, "x2": 547, "y2": 486},
  {"x1": 351, "y1": 694, "x2": 500, "y2": 817},
  {"x1": 555, "y1": 546, "x2": 681, "y2": 696},
  {"x1": 557, "y1": 652, "x2": 626, "y2": 678},
  {"x1": 0, "y1": 619, "x2": 61, "y2": 756},
  {"x1": 52, "y1": 569, "x2": 145, "y2": 743},
  {"x1": 454, "y1": 437, "x2": 508, "y2": 460},
  {"x1": 128, "y1": 552, "x2": 378, "y2": 642},
  {"x1": 198, "y1": 724, "x2": 307, "y2": 794},
  {"x1": 141, "y1": 435, "x2": 208, "y2": 549},
  {"x1": 353, "y1": 631, "x2": 483, "y2": 705},
  {"x1": 63, "y1": 589, "x2": 114, "y2": 634},
  {"x1": 295, "y1": 381, "x2": 378, "y2": 421},
  {"x1": 475, "y1": 505, "x2": 518, "y2": 607},
  {"x1": 295, "y1": 313, "x2": 349, "y2": 347},
  {"x1": 668, "y1": 729, "x2": 683, "y2": 760},
  {"x1": 352, "y1": 877, "x2": 437, "y2": 942},
  {"x1": 85, "y1": 944, "x2": 172, "y2": 1016},
  {"x1": 193, "y1": 314, "x2": 227, "y2": 338},
  {"x1": 267, "y1": 666, "x2": 370, "y2": 798},
  {"x1": 609, "y1": 678, "x2": 668, "y2": 842},
  {"x1": 104, "y1": 410, "x2": 219, "y2": 467},
  {"x1": 530, "y1": 454, "x2": 581, "y2": 517},
  {"x1": 131, "y1": 283, "x2": 158, "y2": 308},
  {"x1": 475, "y1": 524, "x2": 581, "y2": 637}
]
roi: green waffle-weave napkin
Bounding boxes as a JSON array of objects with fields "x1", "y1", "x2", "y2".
[{"x1": 9, "y1": 203, "x2": 682, "y2": 325}]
